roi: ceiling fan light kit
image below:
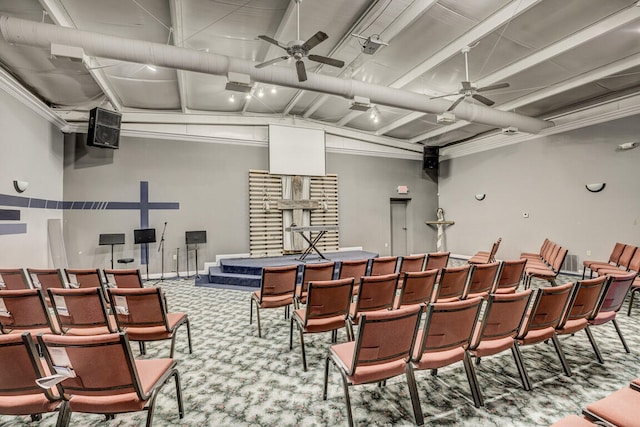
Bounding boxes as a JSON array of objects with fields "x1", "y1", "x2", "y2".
[
  {"x1": 349, "y1": 96, "x2": 372, "y2": 111},
  {"x1": 225, "y1": 72, "x2": 252, "y2": 93},
  {"x1": 437, "y1": 112, "x2": 456, "y2": 124}
]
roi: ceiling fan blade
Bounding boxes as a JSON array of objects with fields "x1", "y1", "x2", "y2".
[
  {"x1": 430, "y1": 92, "x2": 458, "y2": 100},
  {"x1": 447, "y1": 96, "x2": 465, "y2": 112},
  {"x1": 255, "y1": 56, "x2": 289, "y2": 68},
  {"x1": 477, "y1": 82, "x2": 510, "y2": 92},
  {"x1": 302, "y1": 31, "x2": 328, "y2": 51},
  {"x1": 258, "y1": 35, "x2": 287, "y2": 50},
  {"x1": 461, "y1": 81, "x2": 473, "y2": 90},
  {"x1": 296, "y1": 60, "x2": 307, "y2": 82},
  {"x1": 308, "y1": 54, "x2": 344, "y2": 68},
  {"x1": 472, "y1": 93, "x2": 495, "y2": 106}
]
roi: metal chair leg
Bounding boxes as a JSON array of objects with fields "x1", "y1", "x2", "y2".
[
  {"x1": 612, "y1": 318, "x2": 630, "y2": 353},
  {"x1": 299, "y1": 325, "x2": 307, "y2": 371},
  {"x1": 339, "y1": 370, "x2": 354, "y2": 427},
  {"x1": 406, "y1": 364, "x2": 424, "y2": 426},
  {"x1": 551, "y1": 334, "x2": 572, "y2": 376},
  {"x1": 323, "y1": 356, "x2": 331, "y2": 400},
  {"x1": 584, "y1": 325, "x2": 604, "y2": 364},
  {"x1": 463, "y1": 352, "x2": 483, "y2": 407},
  {"x1": 511, "y1": 344, "x2": 532, "y2": 391},
  {"x1": 185, "y1": 317, "x2": 193, "y2": 354},
  {"x1": 628, "y1": 290, "x2": 637, "y2": 316}
]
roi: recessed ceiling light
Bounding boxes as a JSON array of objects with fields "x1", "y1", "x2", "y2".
[{"x1": 145, "y1": 64, "x2": 157, "y2": 72}]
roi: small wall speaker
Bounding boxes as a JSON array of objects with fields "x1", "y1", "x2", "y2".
[
  {"x1": 423, "y1": 146, "x2": 439, "y2": 171},
  {"x1": 87, "y1": 107, "x2": 121, "y2": 149}
]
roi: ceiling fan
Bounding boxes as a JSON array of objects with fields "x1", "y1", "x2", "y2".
[
  {"x1": 255, "y1": 0, "x2": 345, "y2": 82},
  {"x1": 433, "y1": 46, "x2": 510, "y2": 112}
]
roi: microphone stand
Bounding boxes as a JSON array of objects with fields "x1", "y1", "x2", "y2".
[{"x1": 157, "y1": 222, "x2": 167, "y2": 282}]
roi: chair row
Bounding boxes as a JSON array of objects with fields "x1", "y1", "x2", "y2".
[
  {"x1": 0, "y1": 267, "x2": 145, "y2": 291},
  {"x1": 0, "y1": 331, "x2": 184, "y2": 426},
  {"x1": 552, "y1": 378, "x2": 640, "y2": 426},
  {"x1": 302, "y1": 272, "x2": 635, "y2": 426},
  {"x1": 521, "y1": 238, "x2": 568, "y2": 287},
  {"x1": 582, "y1": 241, "x2": 638, "y2": 278},
  {"x1": 0, "y1": 286, "x2": 191, "y2": 358},
  {"x1": 252, "y1": 259, "x2": 528, "y2": 339},
  {"x1": 468, "y1": 237, "x2": 502, "y2": 264}
]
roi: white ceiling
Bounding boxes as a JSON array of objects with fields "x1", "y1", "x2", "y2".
[{"x1": 0, "y1": 0, "x2": 639, "y2": 155}]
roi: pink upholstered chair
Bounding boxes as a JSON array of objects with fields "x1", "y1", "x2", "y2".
[
  {"x1": 464, "y1": 262, "x2": 500, "y2": 300},
  {"x1": 295, "y1": 261, "x2": 335, "y2": 307},
  {"x1": 349, "y1": 273, "x2": 398, "y2": 335},
  {"x1": 583, "y1": 382, "x2": 640, "y2": 426},
  {"x1": 467, "y1": 290, "x2": 533, "y2": 405},
  {"x1": 435, "y1": 265, "x2": 472, "y2": 302},
  {"x1": 493, "y1": 259, "x2": 527, "y2": 294},
  {"x1": 586, "y1": 272, "x2": 636, "y2": 361},
  {"x1": 323, "y1": 305, "x2": 424, "y2": 427},
  {"x1": 555, "y1": 276, "x2": 609, "y2": 366},
  {"x1": 337, "y1": 259, "x2": 369, "y2": 295},
  {"x1": 410, "y1": 297, "x2": 484, "y2": 408},
  {"x1": 396, "y1": 254, "x2": 427, "y2": 289},
  {"x1": 369, "y1": 256, "x2": 398, "y2": 276},
  {"x1": 424, "y1": 251, "x2": 450, "y2": 273},
  {"x1": 0, "y1": 269, "x2": 30, "y2": 290},
  {"x1": 47, "y1": 287, "x2": 117, "y2": 336},
  {"x1": 468, "y1": 238, "x2": 501, "y2": 265},
  {"x1": 26, "y1": 269, "x2": 67, "y2": 305},
  {"x1": 64, "y1": 268, "x2": 105, "y2": 290},
  {"x1": 38, "y1": 332, "x2": 184, "y2": 426},
  {"x1": 290, "y1": 278, "x2": 354, "y2": 371},
  {"x1": 589, "y1": 244, "x2": 636, "y2": 278},
  {"x1": 103, "y1": 269, "x2": 144, "y2": 288},
  {"x1": 0, "y1": 289, "x2": 59, "y2": 335},
  {"x1": 516, "y1": 282, "x2": 576, "y2": 380},
  {"x1": 249, "y1": 265, "x2": 299, "y2": 337},
  {"x1": 0, "y1": 333, "x2": 65, "y2": 423},
  {"x1": 394, "y1": 269, "x2": 439, "y2": 309},
  {"x1": 582, "y1": 242, "x2": 625, "y2": 278},
  {"x1": 107, "y1": 287, "x2": 192, "y2": 358}
]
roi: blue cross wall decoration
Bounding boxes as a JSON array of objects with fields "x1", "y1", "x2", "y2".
[{"x1": 0, "y1": 181, "x2": 180, "y2": 265}]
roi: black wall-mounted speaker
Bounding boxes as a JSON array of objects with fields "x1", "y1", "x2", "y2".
[
  {"x1": 423, "y1": 146, "x2": 439, "y2": 171},
  {"x1": 87, "y1": 107, "x2": 121, "y2": 149}
]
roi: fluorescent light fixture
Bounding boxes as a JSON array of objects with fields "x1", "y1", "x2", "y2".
[
  {"x1": 349, "y1": 96, "x2": 371, "y2": 111},
  {"x1": 225, "y1": 72, "x2": 252, "y2": 93},
  {"x1": 437, "y1": 112, "x2": 456, "y2": 124}
]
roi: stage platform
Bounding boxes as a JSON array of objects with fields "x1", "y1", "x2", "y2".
[{"x1": 196, "y1": 250, "x2": 379, "y2": 291}]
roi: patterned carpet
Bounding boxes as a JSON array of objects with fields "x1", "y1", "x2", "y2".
[{"x1": 2, "y1": 262, "x2": 639, "y2": 426}]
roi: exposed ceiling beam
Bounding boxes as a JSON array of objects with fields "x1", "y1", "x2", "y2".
[
  {"x1": 169, "y1": 0, "x2": 188, "y2": 113},
  {"x1": 38, "y1": 0, "x2": 123, "y2": 111},
  {"x1": 300, "y1": 0, "x2": 437, "y2": 118},
  {"x1": 344, "y1": 0, "x2": 543, "y2": 128},
  {"x1": 408, "y1": 3, "x2": 640, "y2": 143}
]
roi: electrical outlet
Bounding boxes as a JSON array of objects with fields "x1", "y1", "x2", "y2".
[
  {"x1": 384, "y1": 243, "x2": 389, "y2": 248},
  {"x1": 586, "y1": 250, "x2": 591, "y2": 256},
  {"x1": 172, "y1": 254, "x2": 177, "y2": 260},
  {"x1": 522, "y1": 212, "x2": 529, "y2": 218}
]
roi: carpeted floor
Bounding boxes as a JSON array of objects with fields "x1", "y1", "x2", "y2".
[{"x1": 2, "y1": 261, "x2": 639, "y2": 426}]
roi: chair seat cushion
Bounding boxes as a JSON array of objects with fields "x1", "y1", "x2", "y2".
[
  {"x1": 125, "y1": 313, "x2": 186, "y2": 340},
  {"x1": 557, "y1": 318, "x2": 588, "y2": 335},
  {"x1": 470, "y1": 336, "x2": 514, "y2": 358},
  {"x1": 517, "y1": 327, "x2": 555, "y2": 346},
  {"x1": 585, "y1": 387, "x2": 640, "y2": 427},
  {"x1": 330, "y1": 342, "x2": 407, "y2": 385},
  {"x1": 412, "y1": 346, "x2": 465, "y2": 370},
  {"x1": 293, "y1": 309, "x2": 346, "y2": 333},
  {"x1": 589, "y1": 311, "x2": 616, "y2": 326},
  {"x1": 0, "y1": 394, "x2": 61, "y2": 415},
  {"x1": 252, "y1": 291, "x2": 293, "y2": 308}
]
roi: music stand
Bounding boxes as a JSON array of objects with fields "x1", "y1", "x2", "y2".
[
  {"x1": 99, "y1": 233, "x2": 125, "y2": 269},
  {"x1": 134, "y1": 228, "x2": 156, "y2": 280},
  {"x1": 186, "y1": 230, "x2": 206, "y2": 279}
]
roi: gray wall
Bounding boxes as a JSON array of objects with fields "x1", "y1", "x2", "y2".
[
  {"x1": 0, "y1": 89, "x2": 64, "y2": 267},
  {"x1": 439, "y1": 114, "x2": 640, "y2": 263},
  {"x1": 62, "y1": 134, "x2": 438, "y2": 273}
]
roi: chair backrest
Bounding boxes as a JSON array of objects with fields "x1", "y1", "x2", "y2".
[
  {"x1": 369, "y1": 256, "x2": 398, "y2": 276},
  {"x1": 302, "y1": 278, "x2": 354, "y2": 326},
  {"x1": 615, "y1": 245, "x2": 637, "y2": 269},
  {"x1": 338, "y1": 259, "x2": 369, "y2": 284},
  {"x1": 259, "y1": 265, "x2": 299, "y2": 301},
  {"x1": 495, "y1": 259, "x2": 527, "y2": 291},
  {"x1": 347, "y1": 305, "x2": 422, "y2": 375},
  {"x1": 0, "y1": 289, "x2": 57, "y2": 334},
  {"x1": 298, "y1": 262, "x2": 335, "y2": 298},
  {"x1": 27, "y1": 268, "x2": 66, "y2": 292},
  {"x1": 488, "y1": 238, "x2": 502, "y2": 261},
  {"x1": 353, "y1": 273, "x2": 399, "y2": 313},
  {"x1": 519, "y1": 282, "x2": 575, "y2": 337},
  {"x1": 558, "y1": 276, "x2": 608, "y2": 327},
  {"x1": 396, "y1": 269, "x2": 438, "y2": 308},
  {"x1": 107, "y1": 287, "x2": 169, "y2": 329},
  {"x1": 103, "y1": 269, "x2": 144, "y2": 288},
  {"x1": 38, "y1": 332, "x2": 145, "y2": 400},
  {"x1": 397, "y1": 254, "x2": 426, "y2": 275},
  {"x1": 48, "y1": 287, "x2": 114, "y2": 333},
  {"x1": 413, "y1": 297, "x2": 483, "y2": 361},
  {"x1": 551, "y1": 247, "x2": 568, "y2": 273},
  {"x1": 425, "y1": 252, "x2": 450, "y2": 271},
  {"x1": 472, "y1": 290, "x2": 532, "y2": 347},
  {"x1": 596, "y1": 272, "x2": 636, "y2": 315},
  {"x1": 0, "y1": 269, "x2": 31, "y2": 290},
  {"x1": 464, "y1": 262, "x2": 500, "y2": 298},
  {"x1": 65, "y1": 268, "x2": 104, "y2": 289},
  {"x1": 542, "y1": 240, "x2": 556, "y2": 261},
  {"x1": 609, "y1": 242, "x2": 626, "y2": 264},
  {"x1": 437, "y1": 265, "x2": 472, "y2": 301},
  {"x1": 546, "y1": 243, "x2": 561, "y2": 266},
  {"x1": 0, "y1": 333, "x2": 59, "y2": 401},
  {"x1": 626, "y1": 249, "x2": 640, "y2": 273},
  {"x1": 539, "y1": 238, "x2": 551, "y2": 256}
]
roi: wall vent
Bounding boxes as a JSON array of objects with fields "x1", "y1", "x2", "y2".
[{"x1": 561, "y1": 254, "x2": 579, "y2": 273}]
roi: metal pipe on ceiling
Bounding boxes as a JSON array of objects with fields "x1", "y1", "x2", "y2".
[{"x1": 0, "y1": 15, "x2": 554, "y2": 134}]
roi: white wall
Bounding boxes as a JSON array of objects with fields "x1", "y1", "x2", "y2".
[
  {"x1": 439, "y1": 114, "x2": 640, "y2": 263},
  {"x1": 0, "y1": 89, "x2": 64, "y2": 266}
]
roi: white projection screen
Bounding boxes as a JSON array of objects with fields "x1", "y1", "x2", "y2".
[{"x1": 268, "y1": 124, "x2": 326, "y2": 176}]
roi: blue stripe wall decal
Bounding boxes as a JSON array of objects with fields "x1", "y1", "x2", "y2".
[
  {"x1": 0, "y1": 209, "x2": 20, "y2": 220},
  {"x1": 0, "y1": 223, "x2": 27, "y2": 235}
]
